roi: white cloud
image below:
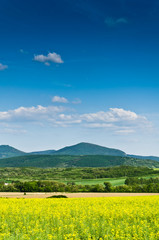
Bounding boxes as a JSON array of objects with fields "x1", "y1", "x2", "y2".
[
  {"x1": 34, "y1": 52, "x2": 64, "y2": 64},
  {"x1": 59, "y1": 114, "x2": 73, "y2": 120},
  {"x1": 0, "y1": 63, "x2": 8, "y2": 71},
  {"x1": 0, "y1": 105, "x2": 65, "y2": 122},
  {"x1": 0, "y1": 105, "x2": 151, "y2": 135},
  {"x1": 105, "y1": 17, "x2": 128, "y2": 27},
  {"x1": 51, "y1": 114, "x2": 82, "y2": 127},
  {"x1": 58, "y1": 114, "x2": 81, "y2": 124},
  {"x1": 52, "y1": 96, "x2": 68, "y2": 103},
  {"x1": 80, "y1": 108, "x2": 150, "y2": 134},
  {"x1": 81, "y1": 108, "x2": 143, "y2": 123}
]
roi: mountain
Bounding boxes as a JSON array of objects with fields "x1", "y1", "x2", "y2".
[
  {"x1": 0, "y1": 154, "x2": 159, "y2": 168},
  {"x1": 53, "y1": 142, "x2": 126, "y2": 156},
  {"x1": 0, "y1": 145, "x2": 56, "y2": 159},
  {"x1": 0, "y1": 143, "x2": 159, "y2": 168},
  {"x1": 0, "y1": 145, "x2": 26, "y2": 158},
  {"x1": 0, "y1": 143, "x2": 159, "y2": 166},
  {"x1": 128, "y1": 155, "x2": 159, "y2": 162}
]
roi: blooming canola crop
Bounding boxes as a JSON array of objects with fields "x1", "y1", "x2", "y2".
[{"x1": 0, "y1": 196, "x2": 159, "y2": 239}]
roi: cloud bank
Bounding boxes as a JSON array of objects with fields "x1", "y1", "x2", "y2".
[{"x1": 0, "y1": 105, "x2": 151, "y2": 134}]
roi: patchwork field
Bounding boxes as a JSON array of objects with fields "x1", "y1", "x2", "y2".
[{"x1": 0, "y1": 196, "x2": 159, "y2": 239}]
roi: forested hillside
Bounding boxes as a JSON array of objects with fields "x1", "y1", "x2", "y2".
[{"x1": 0, "y1": 154, "x2": 159, "y2": 168}]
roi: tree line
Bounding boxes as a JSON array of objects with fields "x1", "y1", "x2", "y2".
[{"x1": 1, "y1": 178, "x2": 159, "y2": 193}]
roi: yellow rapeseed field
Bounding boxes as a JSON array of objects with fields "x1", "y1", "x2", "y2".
[{"x1": 0, "y1": 196, "x2": 159, "y2": 239}]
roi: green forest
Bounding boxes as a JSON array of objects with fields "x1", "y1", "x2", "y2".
[
  {"x1": 0, "y1": 166, "x2": 158, "y2": 181},
  {"x1": 1, "y1": 154, "x2": 159, "y2": 168}
]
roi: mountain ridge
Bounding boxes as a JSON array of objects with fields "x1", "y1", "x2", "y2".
[{"x1": 0, "y1": 143, "x2": 159, "y2": 163}]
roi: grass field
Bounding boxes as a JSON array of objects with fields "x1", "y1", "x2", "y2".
[
  {"x1": 61, "y1": 173, "x2": 159, "y2": 186},
  {"x1": 61, "y1": 177, "x2": 126, "y2": 186},
  {"x1": 0, "y1": 196, "x2": 159, "y2": 239},
  {"x1": 0, "y1": 177, "x2": 126, "y2": 186},
  {"x1": 2, "y1": 174, "x2": 159, "y2": 187}
]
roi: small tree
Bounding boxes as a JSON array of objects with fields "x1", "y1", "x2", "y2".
[
  {"x1": 91, "y1": 184, "x2": 104, "y2": 192},
  {"x1": 104, "y1": 182, "x2": 112, "y2": 192}
]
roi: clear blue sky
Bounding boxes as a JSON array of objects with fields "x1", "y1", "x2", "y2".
[{"x1": 0, "y1": 0, "x2": 159, "y2": 155}]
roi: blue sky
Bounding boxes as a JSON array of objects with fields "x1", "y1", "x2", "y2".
[{"x1": 0, "y1": 0, "x2": 159, "y2": 155}]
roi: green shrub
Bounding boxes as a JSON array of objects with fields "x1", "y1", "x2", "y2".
[{"x1": 47, "y1": 195, "x2": 68, "y2": 198}]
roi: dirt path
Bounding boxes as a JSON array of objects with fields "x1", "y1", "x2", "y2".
[{"x1": 0, "y1": 192, "x2": 159, "y2": 198}]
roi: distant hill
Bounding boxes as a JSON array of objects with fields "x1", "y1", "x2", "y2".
[
  {"x1": 30, "y1": 150, "x2": 56, "y2": 155},
  {"x1": 0, "y1": 154, "x2": 159, "y2": 168},
  {"x1": 53, "y1": 142, "x2": 126, "y2": 156},
  {"x1": 128, "y1": 155, "x2": 159, "y2": 162},
  {"x1": 0, "y1": 145, "x2": 55, "y2": 159},
  {"x1": 0, "y1": 143, "x2": 159, "y2": 167},
  {"x1": 0, "y1": 145, "x2": 26, "y2": 159}
]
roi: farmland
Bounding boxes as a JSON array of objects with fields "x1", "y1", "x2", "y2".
[
  {"x1": 0, "y1": 166, "x2": 158, "y2": 182},
  {"x1": 0, "y1": 196, "x2": 159, "y2": 239},
  {"x1": 1, "y1": 166, "x2": 159, "y2": 193}
]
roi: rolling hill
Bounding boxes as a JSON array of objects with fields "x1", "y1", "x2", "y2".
[
  {"x1": 52, "y1": 142, "x2": 126, "y2": 156},
  {"x1": 0, "y1": 154, "x2": 159, "y2": 168}
]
